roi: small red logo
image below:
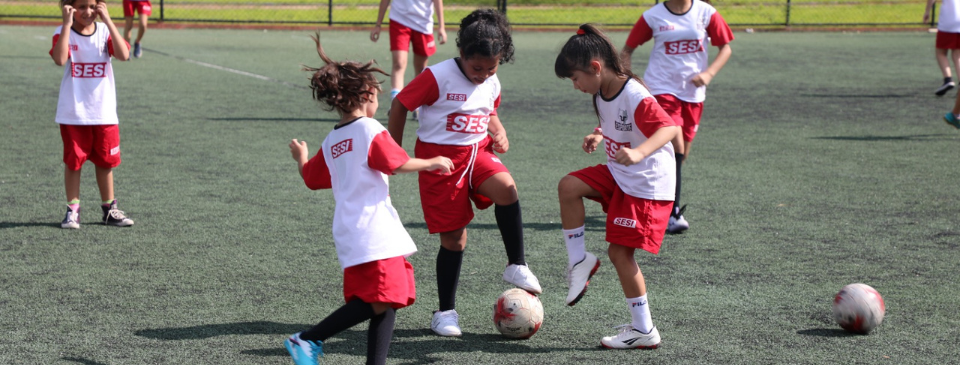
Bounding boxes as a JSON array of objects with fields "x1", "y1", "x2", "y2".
[
  {"x1": 70, "y1": 44, "x2": 78, "y2": 51},
  {"x1": 446, "y1": 93, "x2": 467, "y2": 101},
  {"x1": 71, "y1": 62, "x2": 107, "y2": 78},
  {"x1": 446, "y1": 113, "x2": 489, "y2": 134},
  {"x1": 659, "y1": 25, "x2": 675, "y2": 31},
  {"x1": 331, "y1": 139, "x2": 353, "y2": 158},
  {"x1": 604, "y1": 138, "x2": 631, "y2": 159},
  {"x1": 664, "y1": 39, "x2": 703, "y2": 55}
]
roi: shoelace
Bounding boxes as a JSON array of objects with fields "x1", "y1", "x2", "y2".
[
  {"x1": 612, "y1": 324, "x2": 635, "y2": 335},
  {"x1": 108, "y1": 209, "x2": 128, "y2": 220}
]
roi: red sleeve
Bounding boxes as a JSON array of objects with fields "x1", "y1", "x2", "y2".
[
  {"x1": 50, "y1": 34, "x2": 68, "y2": 57},
  {"x1": 635, "y1": 97, "x2": 676, "y2": 138},
  {"x1": 106, "y1": 36, "x2": 130, "y2": 58},
  {"x1": 491, "y1": 93, "x2": 501, "y2": 116},
  {"x1": 368, "y1": 131, "x2": 411, "y2": 175},
  {"x1": 625, "y1": 16, "x2": 653, "y2": 49},
  {"x1": 301, "y1": 152, "x2": 333, "y2": 190},
  {"x1": 707, "y1": 12, "x2": 735, "y2": 46},
  {"x1": 396, "y1": 69, "x2": 440, "y2": 111}
]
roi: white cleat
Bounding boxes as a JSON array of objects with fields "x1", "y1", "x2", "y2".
[
  {"x1": 666, "y1": 205, "x2": 688, "y2": 234},
  {"x1": 600, "y1": 325, "x2": 660, "y2": 350},
  {"x1": 431, "y1": 310, "x2": 462, "y2": 337},
  {"x1": 503, "y1": 264, "x2": 542, "y2": 294},
  {"x1": 565, "y1": 252, "x2": 600, "y2": 306}
]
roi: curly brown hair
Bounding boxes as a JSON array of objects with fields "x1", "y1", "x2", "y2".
[{"x1": 303, "y1": 32, "x2": 388, "y2": 114}]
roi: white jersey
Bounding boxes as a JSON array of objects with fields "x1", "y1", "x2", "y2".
[
  {"x1": 302, "y1": 117, "x2": 417, "y2": 270},
  {"x1": 596, "y1": 79, "x2": 677, "y2": 201},
  {"x1": 940, "y1": 0, "x2": 960, "y2": 32},
  {"x1": 389, "y1": 0, "x2": 435, "y2": 34},
  {"x1": 397, "y1": 58, "x2": 501, "y2": 146},
  {"x1": 625, "y1": 0, "x2": 734, "y2": 103},
  {"x1": 51, "y1": 23, "x2": 121, "y2": 125}
]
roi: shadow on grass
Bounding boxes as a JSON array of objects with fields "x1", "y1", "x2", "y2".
[
  {"x1": 61, "y1": 357, "x2": 109, "y2": 365},
  {"x1": 403, "y1": 215, "x2": 608, "y2": 232},
  {"x1": 799, "y1": 93, "x2": 913, "y2": 98},
  {"x1": 241, "y1": 328, "x2": 570, "y2": 364},
  {"x1": 811, "y1": 134, "x2": 953, "y2": 141},
  {"x1": 0, "y1": 222, "x2": 61, "y2": 229},
  {"x1": 134, "y1": 320, "x2": 306, "y2": 340},
  {"x1": 796, "y1": 328, "x2": 862, "y2": 337},
  {"x1": 206, "y1": 117, "x2": 340, "y2": 123}
]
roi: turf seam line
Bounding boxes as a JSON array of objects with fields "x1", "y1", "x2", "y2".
[{"x1": 144, "y1": 47, "x2": 308, "y2": 90}]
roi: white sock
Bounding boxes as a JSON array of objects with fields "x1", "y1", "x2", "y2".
[
  {"x1": 627, "y1": 294, "x2": 653, "y2": 334},
  {"x1": 562, "y1": 226, "x2": 586, "y2": 266}
]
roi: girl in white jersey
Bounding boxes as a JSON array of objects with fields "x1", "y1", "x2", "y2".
[
  {"x1": 621, "y1": 0, "x2": 734, "y2": 234},
  {"x1": 370, "y1": 0, "x2": 447, "y2": 106},
  {"x1": 284, "y1": 34, "x2": 453, "y2": 365},
  {"x1": 50, "y1": 0, "x2": 133, "y2": 229},
  {"x1": 387, "y1": 9, "x2": 542, "y2": 337},
  {"x1": 925, "y1": 0, "x2": 960, "y2": 96},
  {"x1": 555, "y1": 24, "x2": 680, "y2": 350}
]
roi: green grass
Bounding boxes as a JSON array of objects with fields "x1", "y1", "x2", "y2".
[
  {"x1": 0, "y1": 0, "x2": 933, "y2": 27},
  {"x1": 2, "y1": 26, "x2": 960, "y2": 364}
]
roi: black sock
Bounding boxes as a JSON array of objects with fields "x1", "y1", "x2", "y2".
[
  {"x1": 436, "y1": 247, "x2": 463, "y2": 311},
  {"x1": 299, "y1": 299, "x2": 375, "y2": 342},
  {"x1": 495, "y1": 201, "x2": 525, "y2": 265},
  {"x1": 946, "y1": 77, "x2": 954, "y2": 84},
  {"x1": 365, "y1": 307, "x2": 396, "y2": 365},
  {"x1": 673, "y1": 153, "x2": 684, "y2": 215}
]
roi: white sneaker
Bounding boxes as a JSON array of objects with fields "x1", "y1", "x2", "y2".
[
  {"x1": 431, "y1": 310, "x2": 462, "y2": 337},
  {"x1": 600, "y1": 325, "x2": 661, "y2": 349},
  {"x1": 565, "y1": 252, "x2": 600, "y2": 306},
  {"x1": 666, "y1": 205, "x2": 688, "y2": 234},
  {"x1": 61, "y1": 208, "x2": 80, "y2": 229},
  {"x1": 502, "y1": 264, "x2": 542, "y2": 294}
]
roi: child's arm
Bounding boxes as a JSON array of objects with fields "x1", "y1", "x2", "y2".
[
  {"x1": 371, "y1": 0, "x2": 390, "y2": 42},
  {"x1": 96, "y1": 2, "x2": 130, "y2": 61},
  {"x1": 924, "y1": 0, "x2": 937, "y2": 23},
  {"x1": 394, "y1": 156, "x2": 453, "y2": 174},
  {"x1": 488, "y1": 115, "x2": 509, "y2": 153},
  {"x1": 433, "y1": 0, "x2": 447, "y2": 44},
  {"x1": 51, "y1": 5, "x2": 74, "y2": 66},
  {"x1": 613, "y1": 126, "x2": 680, "y2": 166},
  {"x1": 387, "y1": 98, "x2": 410, "y2": 146},
  {"x1": 289, "y1": 139, "x2": 332, "y2": 190},
  {"x1": 582, "y1": 127, "x2": 603, "y2": 154},
  {"x1": 691, "y1": 43, "x2": 731, "y2": 87}
]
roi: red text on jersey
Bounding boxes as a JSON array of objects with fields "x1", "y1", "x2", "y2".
[
  {"x1": 446, "y1": 113, "x2": 489, "y2": 134},
  {"x1": 446, "y1": 93, "x2": 467, "y2": 101},
  {"x1": 659, "y1": 25, "x2": 675, "y2": 31},
  {"x1": 71, "y1": 62, "x2": 107, "y2": 78},
  {"x1": 331, "y1": 139, "x2": 353, "y2": 159},
  {"x1": 613, "y1": 217, "x2": 637, "y2": 228},
  {"x1": 70, "y1": 44, "x2": 79, "y2": 51},
  {"x1": 664, "y1": 39, "x2": 704, "y2": 55},
  {"x1": 604, "y1": 138, "x2": 632, "y2": 159}
]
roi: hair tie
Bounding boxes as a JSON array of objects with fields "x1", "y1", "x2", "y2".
[{"x1": 576, "y1": 28, "x2": 586, "y2": 35}]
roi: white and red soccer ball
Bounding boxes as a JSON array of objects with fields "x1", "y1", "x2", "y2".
[
  {"x1": 833, "y1": 283, "x2": 885, "y2": 334},
  {"x1": 493, "y1": 288, "x2": 544, "y2": 339}
]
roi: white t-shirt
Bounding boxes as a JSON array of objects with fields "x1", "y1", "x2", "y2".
[
  {"x1": 299, "y1": 117, "x2": 417, "y2": 270},
  {"x1": 396, "y1": 58, "x2": 501, "y2": 146},
  {"x1": 51, "y1": 23, "x2": 121, "y2": 125},
  {"x1": 940, "y1": 0, "x2": 960, "y2": 32},
  {"x1": 625, "y1": 0, "x2": 734, "y2": 103},
  {"x1": 596, "y1": 79, "x2": 677, "y2": 201},
  {"x1": 389, "y1": 0, "x2": 435, "y2": 34}
]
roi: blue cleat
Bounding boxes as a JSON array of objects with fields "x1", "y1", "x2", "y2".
[
  {"x1": 133, "y1": 43, "x2": 142, "y2": 58},
  {"x1": 284, "y1": 332, "x2": 323, "y2": 365},
  {"x1": 944, "y1": 112, "x2": 960, "y2": 129}
]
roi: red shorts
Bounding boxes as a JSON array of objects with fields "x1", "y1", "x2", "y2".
[
  {"x1": 343, "y1": 256, "x2": 416, "y2": 309},
  {"x1": 59, "y1": 124, "x2": 121, "y2": 170},
  {"x1": 654, "y1": 94, "x2": 703, "y2": 142},
  {"x1": 937, "y1": 31, "x2": 960, "y2": 49},
  {"x1": 390, "y1": 20, "x2": 436, "y2": 57},
  {"x1": 568, "y1": 164, "x2": 672, "y2": 254},
  {"x1": 414, "y1": 136, "x2": 508, "y2": 233},
  {"x1": 122, "y1": 0, "x2": 152, "y2": 17}
]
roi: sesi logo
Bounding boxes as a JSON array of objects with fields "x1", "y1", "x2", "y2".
[
  {"x1": 71, "y1": 62, "x2": 107, "y2": 78},
  {"x1": 664, "y1": 39, "x2": 703, "y2": 55},
  {"x1": 613, "y1": 217, "x2": 637, "y2": 228},
  {"x1": 446, "y1": 113, "x2": 489, "y2": 134},
  {"x1": 604, "y1": 138, "x2": 631, "y2": 159},
  {"x1": 331, "y1": 139, "x2": 353, "y2": 158},
  {"x1": 446, "y1": 93, "x2": 467, "y2": 101}
]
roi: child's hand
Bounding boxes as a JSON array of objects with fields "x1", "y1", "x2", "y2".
[
  {"x1": 62, "y1": 5, "x2": 75, "y2": 26},
  {"x1": 95, "y1": 2, "x2": 111, "y2": 22},
  {"x1": 491, "y1": 132, "x2": 509, "y2": 153},
  {"x1": 691, "y1": 71, "x2": 714, "y2": 87},
  {"x1": 289, "y1": 139, "x2": 309, "y2": 163},
  {"x1": 370, "y1": 26, "x2": 381, "y2": 42},
  {"x1": 427, "y1": 156, "x2": 454, "y2": 175},
  {"x1": 437, "y1": 28, "x2": 447, "y2": 45},
  {"x1": 582, "y1": 132, "x2": 602, "y2": 153},
  {"x1": 614, "y1": 147, "x2": 644, "y2": 166}
]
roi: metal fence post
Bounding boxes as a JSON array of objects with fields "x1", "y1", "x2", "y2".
[
  {"x1": 785, "y1": 0, "x2": 791, "y2": 27},
  {"x1": 328, "y1": 0, "x2": 333, "y2": 26},
  {"x1": 497, "y1": 0, "x2": 507, "y2": 15},
  {"x1": 932, "y1": 3, "x2": 937, "y2": 28},
  {"x1": 159, "y1": 0, "x2": 164, "y2": 21}
]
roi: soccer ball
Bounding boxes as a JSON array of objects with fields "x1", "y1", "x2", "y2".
[
  {"x1": 832, "y1": 283, "x2": 885, "y2": 334},
  {"x1": 493, "y1": 288, "x2": 544, "y2": 339}
]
